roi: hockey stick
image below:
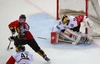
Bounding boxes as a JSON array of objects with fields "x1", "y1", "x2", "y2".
[
  {"x1": 37, "y1": 36, "x2": 48, "y2": 40},
  {"x1": 34, "y1": 36, "x2": 49, "y2": 40},
  {"x1": 7, "y1": 38, "x2": 12, "y2": 50},
  {"x1": 7, "y1": 34, "x2": 14, "y2": 50}
]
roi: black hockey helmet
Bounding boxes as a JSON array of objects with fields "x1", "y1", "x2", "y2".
[
  {"x1": 19, "y1": 14, "x2": 26, "y2": 19},
  {"x1": 19, "y1": 14, "x2": 26, "y2": 21},
  {"x1": 17, "y1": 45, "x2": 25, "y2": 52}
]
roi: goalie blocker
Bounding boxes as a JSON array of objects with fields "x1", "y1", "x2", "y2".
[
  {"x1": 51, "y1": 32, "x2": 59, "y2": 44},
  {"x1": 51, "y1": 29, "x2": 93, "y2": 45}
]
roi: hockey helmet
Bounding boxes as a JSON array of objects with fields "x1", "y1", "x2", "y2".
[
  {"x1": 62, "y1": 15, "x2": 70, "y2": 24},
  {"x1": 17, "y1": 45, "x2": 25, "y2": 52},
  {"x1": 19, "y1": 14, "x2": 26, "y2": 21}
]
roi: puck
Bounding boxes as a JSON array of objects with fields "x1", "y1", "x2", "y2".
[{"x1": 10, "y1": 47, "x2": 13, "y2": 49}]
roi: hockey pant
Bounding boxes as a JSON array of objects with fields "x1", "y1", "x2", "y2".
[
  {"x1": 13, "y1": 37, "x2": 47, "y2": 57},
  {"x1": 59, "y1": 29, "x2": 93, "y2": 45}
]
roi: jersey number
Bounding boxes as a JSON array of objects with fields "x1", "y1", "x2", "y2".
[{"x1": 21, "y1": 53, "x2": 29, "y2": 60}]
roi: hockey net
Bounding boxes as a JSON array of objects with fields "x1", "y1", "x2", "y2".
[{"x1": 57, "y1": 0, "x2": 100, "y2": 38}]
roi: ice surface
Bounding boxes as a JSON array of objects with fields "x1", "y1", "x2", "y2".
[
  {"x1": 0, "y1": 0, "x2": 100, "y2": 64},
  {"x1": 26, "y1": 13, "x2": 100, "y2": 64}
]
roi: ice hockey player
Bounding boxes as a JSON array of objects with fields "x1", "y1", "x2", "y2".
[
  {"x1": 8, "y1": 14, "x2": 50, "y2": 61},
  {"x1": 51, "y1": 14, "x2": 93, "y2": 45},
  {"x1": 6, "y1": 45, "x2": 33, "y2": 64}
]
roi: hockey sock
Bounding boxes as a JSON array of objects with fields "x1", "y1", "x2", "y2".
[
  {"x1": 37, "y1": 49, "x2": 50, "y2": 61},
  {"x1": 15, "y1": 46, "x2": 18, "y2": 52},
  {"x1": 37, "y1": 49, "x2": 45, "y2": 57}
]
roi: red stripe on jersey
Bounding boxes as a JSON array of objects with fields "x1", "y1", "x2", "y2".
[{"x1": 6, "y1": 56, "x2": 16, "y2": 64}]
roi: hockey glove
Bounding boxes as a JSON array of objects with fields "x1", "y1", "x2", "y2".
[
  {"x1": 11, "y1": 29, "x2": 16, "y2": 35},
  {"x1": 8, "y1": 36, "x2": 15, "y2": 41},
  {"x1": 9, "y1": 26, "x2": 16, "y2": 35}
]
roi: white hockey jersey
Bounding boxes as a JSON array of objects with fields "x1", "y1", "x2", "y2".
[
  {"x1": 52, "y1": 22, "x2": 66, "y2": 33},
  {"x1": 6, "y1": 51, "x2": 33, "y2": 64},
  {"x1": 52, "y1": 14, "x2": 86, "y2": 33},
  {"x1": 66, "y1": 16, "x2": 78, "y2": 29},
  {"x1": 66, "y1": 14, "x2": 86, "y2": 29}
]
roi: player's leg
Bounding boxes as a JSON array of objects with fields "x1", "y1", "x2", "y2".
[
  {"x1": 83, "y1": 34, "x2": 93, "y2": 44},
  {"x1": 73, "y1": 32, "x2": 93, "y2": 44},
  {"x1": 27, "y1": 38, "x2": 50, "y2": 61},
  {"x1": 14, "y1": 36, "x2": 27, "y2": 52},
  {"x1": 59, "y1": 32, "x2": 74, "y2": 43},
  {"x1": 61, "y1": 28, "x2": 81, "y2": 45},
  {"x1": 64, "y1": 29, "x2": 93, "y2": 45}
]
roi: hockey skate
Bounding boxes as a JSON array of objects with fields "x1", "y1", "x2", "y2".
[{"x1": 43, "y1": 54, "x2": 50, "y2": 62}]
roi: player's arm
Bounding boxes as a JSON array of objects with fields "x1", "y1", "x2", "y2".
[
  {"x1": 9, "y1": 25, "x2": 15, "y2": 35},
  {"x1": 6, "y1": 56, "x2": 16, "y2": 64},
  {"x1": 8, "y1": 21, "x2": 18, "y2": 35},
  {"x1": 24, "y1": 23, "x2": 30, "y2": 31},
  {"x1": 9, "y1": 27, "x2": 15, "y2": 35}
]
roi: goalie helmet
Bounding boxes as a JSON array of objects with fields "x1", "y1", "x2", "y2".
[
  {"x1": 17, "y1": 45, "x2": 25, "y2": 52},
  {"x1": 62, "y1": 15, "x2": 70, "y2": 24}
]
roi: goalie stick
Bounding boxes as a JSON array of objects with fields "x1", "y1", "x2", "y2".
[
  {"x1": 37, "y1": 36, "x2": 48, "y2": 40},
  {"x1": 34, "y1": 36, "x2": 49, "y2": 40}
]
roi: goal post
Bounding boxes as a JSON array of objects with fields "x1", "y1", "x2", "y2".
[{"x1": 86, "y1": 0, "x2": 88, "y2": 17}]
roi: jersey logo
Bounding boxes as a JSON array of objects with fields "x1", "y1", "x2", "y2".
[{"x1": 70, "y1": 24, "x2": 74, "y2": 28}]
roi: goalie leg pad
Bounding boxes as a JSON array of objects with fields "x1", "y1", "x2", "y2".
[
  {"x1": 79, "y1": 34, "x2": 93, "y2": 44},
  {"x1": 59, "y1": 33, "x2": 74, "y2": 43},
  {"x1": 85, "y1": 35, "x2": 93, "y2": 44},
  {"x1": 59, "y1": 29, "x2": 81, "y2": 45}
]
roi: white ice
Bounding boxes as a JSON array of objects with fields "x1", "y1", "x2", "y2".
[{"x1": 0, "y1": 0, "x2": 100, "y2": 64}]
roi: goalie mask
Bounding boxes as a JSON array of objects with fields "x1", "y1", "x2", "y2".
[{"x1": 62, "y1": 15, "x2": 70, "y2": 24}]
